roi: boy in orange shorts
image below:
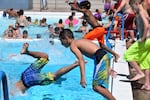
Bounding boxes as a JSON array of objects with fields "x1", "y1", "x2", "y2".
[{"x1": 68, "y1": 1, "x2": 105, "y2": 45}]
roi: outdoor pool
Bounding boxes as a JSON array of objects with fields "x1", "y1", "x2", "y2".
[{"x1": 0, "y1": 12, "x2": 108, "y2": 100}]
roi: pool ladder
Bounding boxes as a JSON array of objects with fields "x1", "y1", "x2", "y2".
[{"x1": 0, "y1": 71, "x2": 9, "y2": 100}]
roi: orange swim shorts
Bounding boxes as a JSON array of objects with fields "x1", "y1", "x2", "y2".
[{"x1": 83, "y1": 27, "x2": 105, "y2": 44}]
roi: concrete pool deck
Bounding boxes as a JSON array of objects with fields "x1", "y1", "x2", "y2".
[{"x1": 109, "y1": 39, "x2": 133, "y2": 100}]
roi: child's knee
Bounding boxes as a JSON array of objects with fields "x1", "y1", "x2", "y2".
[
  {"x1": 44, "y1": 54, "x2": 49, "y2": 59},
  {"x1": 92, "y1": 85, "x2": 99, "y2": 92}
]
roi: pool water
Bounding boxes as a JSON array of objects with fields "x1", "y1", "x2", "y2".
[
  {"x1": 0, "y1": 13, "x2": 108, "y2": 100},
  {"x1": 0, "y1": 14, "x2": 84, "y2": 39}
]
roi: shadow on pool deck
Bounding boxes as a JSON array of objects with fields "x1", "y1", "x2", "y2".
[{"x1": 129, "y1": 68, "x2": 150, "y2": 100}]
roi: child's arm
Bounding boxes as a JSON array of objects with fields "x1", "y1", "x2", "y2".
[
  {"x1": 101, "y1": 44, "x2": 120, "y2": 62},
  {"x1": 114, "y1": 0, "x2": 126, "y2": 17},
  {"x1": 68, "y1": 2, "x2": 86, "y2": 12},
  {"x1": 71, "y1": 45, "x2": 86, "y2": 88},
  {"x1": 138, "y1": 4, "x2": 149, "y2": 42}
]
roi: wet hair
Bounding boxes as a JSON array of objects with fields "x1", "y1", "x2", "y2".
[
  {"x1": 59, "y1": 29, "x2": 74, "y2": 39},
  {"x1": 54, "y1": 27, "x2": 63, "y2": 34},
  {"x1": 18, "y1": 9, "x2": 24, "y2": 16},
  {"x1": 68, "y1": 15, "x2": 73, "y2": 21},
  {"x1": 58, "y1": 19, "x2": 63, "y2": 24},
  {"x1": 79, "y1": 1, "x2": 91, "y2": 10},
  {"x1": 23, "y1": 30, "x2": 28, "y2": 34},
  {"x1": 82, "y1": 20, "x2": 87, "y2": 26},
  {"x1": 26, "y1": 16, "x2": 31, "y2": 22},
  {"x1": 95, "y1": 9, "x2": 99, "y2": 12},
  {"x1": 22, "y1": 30, "x2": 28, "y2": 38},
  {"x1": 36, "y1": 34, "x2": 41, "y2": 38},
  {"x1": 71, "y1": 12, "x2": 75, "y2": 16},
  {"x1": 10, "y1": 8, "x2": 13, "y2": 11},
  {"x1": 48, "y1": 24, "x2": 52, "y2": 28}
]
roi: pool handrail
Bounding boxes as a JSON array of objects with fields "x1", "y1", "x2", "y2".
[
  {"x1": 0, "y1": 70, "x2": 9, "y2": 100},
  {"x1": 117, "y1": 13, "x2": 125, "y2": 41},
  {"x1": 106, "y1": 13, "x2": 125, "y2": 41}
]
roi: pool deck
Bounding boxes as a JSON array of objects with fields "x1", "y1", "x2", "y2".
[{"x1": 109, "y1": 39, "x2": 133, "y2": 100}]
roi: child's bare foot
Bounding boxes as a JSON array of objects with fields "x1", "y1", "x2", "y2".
[
  {"x1": 20, "y1": 43, "x2": 29, "y2": 54},
  {"x1": 141, "y1": 85, "x2": 150, "y2": 91},
  {"x1": 130, "y1": 73, "x2": 145, "y2": 81}
]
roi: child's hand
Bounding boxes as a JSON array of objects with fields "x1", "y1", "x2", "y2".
[
  {"x1": 80, "y1": 80, "x2": 86, "y2": 88},
  {"x1": 114, "y1": 53, "x2": 120, "y2": 62},
  {"x1": 109, "y1": 68, "x2": 117, "y2": 78}
]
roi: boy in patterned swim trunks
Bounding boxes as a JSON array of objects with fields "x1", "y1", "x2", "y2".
[
  {"x1": 12, "y1": 42, "x2": 80, "y2": 95},
  {"x1": 59, "y1": 29, "x2": 119, "y2": 100}
]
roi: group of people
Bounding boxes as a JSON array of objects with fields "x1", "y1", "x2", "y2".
[
  {"x1": 123, "y1": 0, "x2": 150, "y2": 91},
  {"x1": 2, "y1": 24, "x2": 31, "y2": 39},
  {"x1": 102, "y1": 0, "x2": 150, "y2": 91},
  {"x1": 6, "y1": 0, "x2": 150, "y2": 100}
]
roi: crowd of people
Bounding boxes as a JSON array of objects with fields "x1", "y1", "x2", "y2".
[{"x1": 1, "y1": 0, "x2": 150, "y2": 100}]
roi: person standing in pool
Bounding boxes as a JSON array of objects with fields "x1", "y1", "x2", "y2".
[
  {"x1": 68, "y1": 1, "x2": 106, "y2": 45},
  {"x1": 59, "y1": 29, "x2": 119, "y2": 100},
  {"x1": 11, "y1": 42, "x2": 80, "y2": 95}
]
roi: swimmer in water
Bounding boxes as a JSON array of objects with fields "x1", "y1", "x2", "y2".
[{"x1": 11, "y1": 42, "x2": 83, "y2": 95}]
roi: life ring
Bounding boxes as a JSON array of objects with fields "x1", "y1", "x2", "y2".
[
  {"x1": 65, "y1": 18, "x2": 79, "y2": 26},
  {"x1": 148, "y1": 0, "x2": 150, "y2": 4}
]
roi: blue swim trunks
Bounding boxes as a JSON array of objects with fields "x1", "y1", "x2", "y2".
[
  {"x1": 21, "y1": 58, "x2": 54, "y2": 88},
  {"x1": 92, "y1": 49, "x2": 110, "y2": 88}
]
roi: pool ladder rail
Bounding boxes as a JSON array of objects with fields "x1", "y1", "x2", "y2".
[{"x1": 0, "y1": 71, "x2": 9, "y2": 100}]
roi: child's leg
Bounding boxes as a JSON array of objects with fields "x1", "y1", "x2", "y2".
[
  {"x1": 36, "y1": 61, "x2": 80, "y2": 85},
  {"x1": 141, "y1": 69, "x2": 150, "y2": 90},
  {"x1": 93, "y1": 86, "x2": 116, "y2": 100},
  {"x1": 54, "y1": 61, "x2": 79, "y2": 80},
  {"x1": 11, "y1": 80, "x2": 27, "y2": 96},
  {"x1": 93, "y1": 54, "x2": 116, "y2": 100},
  {"x1": 129, "y1": 61, "x2": 145, "y2": 81},
  {"x1": 20, "y1": 42, "x2": 48, "y2": 59}
]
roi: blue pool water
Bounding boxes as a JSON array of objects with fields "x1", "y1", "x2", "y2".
[{"x1": 0, "y1": 12, "x2": 108, "y2": 100}]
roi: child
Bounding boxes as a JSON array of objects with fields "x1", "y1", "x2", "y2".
[
  {"x1": 33, "y1": 19, "x2": 39, "y2": 25},
  {"x1": 59, "y1": 29, "x2": 119, "y2": 100},
  {"x1": 113, "y1": 0, "x2": 136, "y2": 42},
  {"x1": 68, "y1": 1, "x2": 106, "y2": 45},
  {"x1": 124, "y1": 0, "x2": 150, "y2": 90},
  {"x1": 11, "y1": 42, "x2": 80, "y2": 95}
]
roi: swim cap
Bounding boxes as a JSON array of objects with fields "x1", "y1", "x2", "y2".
[{"x1": 79, "y1": 1, "x2": 91, "y2": 9}]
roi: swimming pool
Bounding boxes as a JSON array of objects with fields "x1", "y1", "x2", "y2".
[{"x1": 0, "y1": 12, "x2": 108, "y2": 100}]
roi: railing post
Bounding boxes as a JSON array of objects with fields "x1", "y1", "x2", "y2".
[
  {"x1": 117, "y1": 13, "x2": 124, "y2": 41},
  {"x1": 0, "y1": 71, "x2": 9, "y2": 100}
]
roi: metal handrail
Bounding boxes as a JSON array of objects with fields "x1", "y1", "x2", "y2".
[
  {"x1": 0, "y1": 71, "x2": 9, "y2": 100},
  {"x1": 117, "y1": 13, "x2": 125, "y2": 41},
  {"x1": 106, "y1": 13, "x2": 125, "y2": 41}
]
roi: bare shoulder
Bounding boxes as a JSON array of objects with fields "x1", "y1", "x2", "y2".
[
  {"x1": 73, "y1": 39, "x2": 95, "y2": 47},
  {"x1": 71, "y1": 39, "x2": 84, "y2": 47}
]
